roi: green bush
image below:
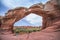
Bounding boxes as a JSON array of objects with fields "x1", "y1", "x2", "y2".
[{"x1": 14, "y1": 27, "x2": 40, "y2": 34}]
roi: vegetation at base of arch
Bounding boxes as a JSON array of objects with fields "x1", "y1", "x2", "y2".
[{"x1": 13, "y1": 27, "x2": 41, "y2": 35}]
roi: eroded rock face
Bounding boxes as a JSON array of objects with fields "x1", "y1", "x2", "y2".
[
  {"x1": 26, "y1": 0, "x2": 60, "y2": 40},
  {"x1": 0, "y1": 7, "x2": 29, "y2": 34},
  {"x1": 0, "y1": 0, "x2": 60, "y2": 40},
  {"x1": 44, "y1": 0, "x2": 60, "y2": 29},
  {"x1": 28, "y1": 0, "x2": 60, "y2": 29},
  {"x1": 0, "y1": 16, "x2": 2, "y2": 27}
]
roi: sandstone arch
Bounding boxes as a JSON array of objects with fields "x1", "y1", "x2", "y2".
[
  {"x1": 0, "y1": 4, "x2": 46, "y2": 34},
  {"x1": 0, "y1": 7, "x2": 30, "y2": 34},
  {"x1": 0, "y1": 0, "x2": 60, "y2": 40},
  {"x1": 26, "y1": 3, "x2": 48, "y2": 29},
  {"x1": 27, "y1": 0, "x2": 60, "y2": 30}
]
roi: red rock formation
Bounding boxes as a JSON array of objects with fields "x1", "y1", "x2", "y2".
[
  {"x1": 0, "y1": 16, "x2": 2, "y2": 27},
  {"x1": 0, "y1": 0, "x2": 60, "y2": 40},
  {"x1": 27, "y1": 0, "x2": 60, "y2": 30},
  {"x1": 26, "y1": 0, "x2": 60, "y2": 40},
  {"x1": 0, "y1": 7, "x2": 29, "y2": 34}
]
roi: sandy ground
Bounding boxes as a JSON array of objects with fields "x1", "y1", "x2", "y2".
[{"x1": 0, "y1": 30, "x2": 60, "y2": 40}]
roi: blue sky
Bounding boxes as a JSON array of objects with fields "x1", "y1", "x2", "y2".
[{"x1": 0, "y1": 0, "x2": 48, "y2": 26}]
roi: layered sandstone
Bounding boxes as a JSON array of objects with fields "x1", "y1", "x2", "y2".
[
  {"x1": 0, "y1": 7, "x2": 28, "y2": 34},
  {"x1": 0, "y1": 0, "x2": 60, "y2": 40}
]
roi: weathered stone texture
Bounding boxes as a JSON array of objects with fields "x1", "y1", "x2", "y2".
[
  {"x1": 0, "y1": 0, "x2": 60, "y2": 40},
  {"x1": 0, "y1": 7, "x2": 28, "y2": 34}
]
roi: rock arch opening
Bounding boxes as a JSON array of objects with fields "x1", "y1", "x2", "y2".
[{"x1": 14, "y1": 13, "x2": 42, "y2": 27}]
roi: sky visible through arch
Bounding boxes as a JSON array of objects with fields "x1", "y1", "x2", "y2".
[{"x1": 0, "y1": 0, "x2": 49, "y2": 26}]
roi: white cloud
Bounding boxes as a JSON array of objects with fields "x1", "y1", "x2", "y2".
[
  {"x1": 1, "y1": 0, "x2": 49, "y2": 9},
  {"x1": 1, "y1": 0, "x2": 38, "y2": 8},
  {"x1": 24, "y1": 13, "x2": 42, "y2": 26},
  {"x1": 0, "y1": 12, "x2": 6, "y2": 16}
]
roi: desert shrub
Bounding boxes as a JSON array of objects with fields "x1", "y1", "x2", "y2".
[{"x1": 14, "y1": 27, "x2": 40, "y2": 34}]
